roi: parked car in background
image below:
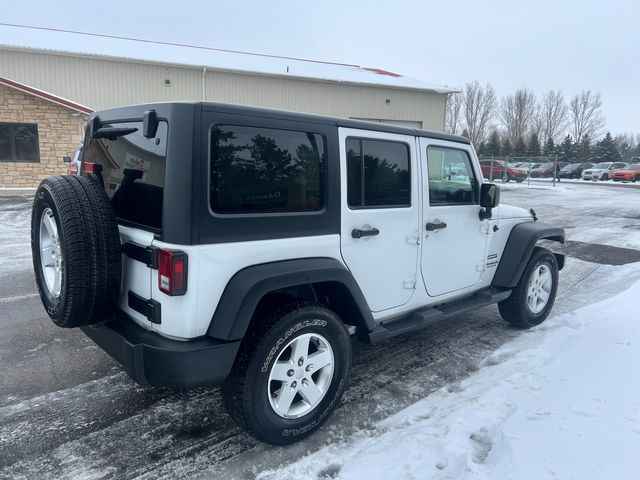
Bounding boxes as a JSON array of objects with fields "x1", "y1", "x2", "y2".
[
  {"x1": 582, "y1": 162, "x2": 628, "y2": 181},
  {"x1": 64, "y1": 142, "x2": 83, "y2": 175},
  {"x1": 530, "y1": 162, "x2": 569, "y2": 178},
  {"x1": 557, "y1": 163, "x2": 593, "y2": 179},
  {"x1": 611, "y1": 164, "x2": 640, "y2": 182},
  {"x1": 479, "y1": 160, "x2": 528, "y2": 182}
]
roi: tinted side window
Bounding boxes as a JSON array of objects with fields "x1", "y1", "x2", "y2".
[
  {"x1": 347, "y1": 138, "x2": 410, "y2": 208},
  {"x1": 210, "y1": 125, "x2": 326, "y2": 214},
  {"x1": 427, "y1": 147, "x2": 477, "y2": 206}
]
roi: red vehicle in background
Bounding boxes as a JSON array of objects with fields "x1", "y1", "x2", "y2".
[
  {"x1": 479, "y1": 160, "x2": 528, "y2": 182},
  {"x1": 612, "y1": 164, "x2": 640, "y2": 182}
]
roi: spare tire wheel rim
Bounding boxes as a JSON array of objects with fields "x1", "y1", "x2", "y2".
[
  {"x1": 267, "y1": 332, "x2": 335, "y2": 419},
  {"x1": 527, "y1": 264, "x2": 552, "y2": 314},
  {"x1": 39, "y1": 208, "x2": 63, "y2": 299}
]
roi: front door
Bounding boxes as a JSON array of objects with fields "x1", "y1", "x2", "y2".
[
  {"x1": 339, "y1": 128, "x2": 420, "y2": 313},
  {"x1": 419, "y1": 139, "x2": 488, "y2": 297}
]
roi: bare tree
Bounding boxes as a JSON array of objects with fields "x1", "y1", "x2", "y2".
[
  {"x1": 531, "y1": 110, "x2": 545, "y2": 139},
  {"x1": 445, "y1": 92, "x2": 463, "y2": 135},
  {"x1": 569, "y1": 90, "x2": 604, "y2": 144},
  {"x1": 500, "y1": 88, "x2": 537, "y2": 143},
  {"x1": 540, "y1": 89, "x2": 568, "y2": 143},
  {"x1": 462, "y1": 81, "x2": 497, "y2": 145},
  {"x1": 614, "y1": 132, "x2": 640, "y2": 161}
]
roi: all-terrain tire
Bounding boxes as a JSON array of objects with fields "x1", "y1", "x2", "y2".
[
  {"x1": 221, "y1": 302, "x2": 351, "y2": 445},
  {"x1": 498, "y1": 247, "x2": 559, "y2": 329},
  {"x1": 31, "y1": 175, "x2": 121, "y2": 327}
]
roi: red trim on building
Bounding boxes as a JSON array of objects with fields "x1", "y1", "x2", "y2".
[{"x1": 0, "y1": 75, "x2": 93, "y2": 114}]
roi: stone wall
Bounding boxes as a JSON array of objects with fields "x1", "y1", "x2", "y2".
[{"x1": 0, "y1": 83, "x2": 85, "y2": 188}]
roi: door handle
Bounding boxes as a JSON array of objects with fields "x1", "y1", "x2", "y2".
[
  {"x1": 351, "y1": 227, "x2": 380, "y2": 239},
  {"x1": 425, "y1": 221, "x2": 447, "y2": 231}
]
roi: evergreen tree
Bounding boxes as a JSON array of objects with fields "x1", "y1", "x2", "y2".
[
  {"x1": 543, "y1": 137, "x2": 555, "y2": 156},
  {"x1": 485, "y1": 130, "x2": 501, "y2": 157},
  {"x1": 477, "y1": 141, "x2": 486, "y2": 156},
  {"x1": 502, "y1": 138, "x2": 513, "y2": 156},
  {"x1": 527, "y1": 132, "x2": 541, "y2": 157},
  {"x1": 558, "y1": 134, "x2": 576, "y2": 162},
  {"x1": 462, "y1": 129, "x2": 470, "y2": 139},
  {"x1": 576, "y1": 134, "x2": 593, "y2": 162},
  {"x1": 514, "y1": 137, "x2": 527, "y2": 157},
  {"x1": 594, "y1": 132, "x2": 621, "y2": 163}
]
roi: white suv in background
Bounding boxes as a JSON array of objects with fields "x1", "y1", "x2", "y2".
[{"x1": 582, "y1": 161, "x2": 628, "y2": 181}]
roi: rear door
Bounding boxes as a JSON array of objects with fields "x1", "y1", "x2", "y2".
[
  {"x1": 339, "y1": 128, "x2": 420, "y2": 313},
  {"x1": 81, "y1": 120, "x2": 168, "y2": 326}
]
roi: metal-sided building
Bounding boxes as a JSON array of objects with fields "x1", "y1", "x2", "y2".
[{"x1": 0, "y1": 45, "x2": 453, "y2": 187}]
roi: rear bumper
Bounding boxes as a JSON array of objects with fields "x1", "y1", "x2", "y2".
[{"x1": 81, "y1": 313, "x2": 240, "y2": 388}]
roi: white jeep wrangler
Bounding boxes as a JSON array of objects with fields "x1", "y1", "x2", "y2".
[{"x1": 31, "y1": 102, "x2": 564, "y2": 444}]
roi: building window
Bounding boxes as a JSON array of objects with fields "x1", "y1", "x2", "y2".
[
  {"x1": 346, "y1": 138, "x2": 411, "y2": 208},
  {"x1": 0, "y1": 123, "x2": 40, "y2": 163}
]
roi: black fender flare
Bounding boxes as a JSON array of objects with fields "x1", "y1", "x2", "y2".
[
  {"x1": 206, "y1": 257, "x2": 375, "y2": 341},
  {"x1": 492, "y1": 222, "x2": 565, "y2": 288}
]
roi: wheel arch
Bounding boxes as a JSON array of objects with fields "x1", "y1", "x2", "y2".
[
  {"x1": 206, "y1": 258, "x2": 375, "y2": 341},
  {"x1": 492, "y1": 221, "x2": 565, "y2": 288}
]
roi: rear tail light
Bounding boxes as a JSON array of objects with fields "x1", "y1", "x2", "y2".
[
  {"x1": 83, "y1": 162, "x2": 96, "y2": 174},
  {"x1": 157, "y1": 249, "x2": 188, "y2": 296},
  {"x1": 67, "y1": 162, "x2": 78, "y2": 175}
]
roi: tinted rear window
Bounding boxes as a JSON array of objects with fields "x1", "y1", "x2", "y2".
[
  {"x1": 210, "y1": 124, "x2": 326, "y2": 214},
  {"x1": 82, "y1": 121, "x2": 168, "y2": 230}
]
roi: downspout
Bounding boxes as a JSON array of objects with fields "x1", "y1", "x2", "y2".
[
  {"x1": 202, "y1": 67, "x2": 207, "y2": 101},
  {"x1": 443, "y1": 92, "x2": 450, "y2": 133}
]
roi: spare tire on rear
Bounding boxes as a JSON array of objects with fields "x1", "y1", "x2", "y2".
[{"x1": 31, "y1": 175, "x2": 122, "y2": 328}]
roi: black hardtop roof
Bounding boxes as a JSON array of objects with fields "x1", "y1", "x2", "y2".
[{"x1": 92, "y1": 101, "x2": 471, "y2": 145}]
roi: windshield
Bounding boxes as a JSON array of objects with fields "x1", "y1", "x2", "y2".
[
  {"x1": 623, "y1": 164, "x2": 640, "y2": 170},
  {"x1": 81, "y1": 121, "x2": 168, "y2": 230},
  {"x1": 593, "y1": 163, "x2": 612, "y2": 169}
]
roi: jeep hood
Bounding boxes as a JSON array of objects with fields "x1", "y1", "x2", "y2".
[{"x1": 497, "y1": 204, "x2": 532, "y2": 220}]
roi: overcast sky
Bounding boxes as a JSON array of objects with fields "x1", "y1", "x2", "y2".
[{"x1": 1, "y1": 0, "x2": 638, "y2": 135}]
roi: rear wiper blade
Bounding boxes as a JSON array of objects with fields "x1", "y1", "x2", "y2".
[{"x1": 94, "y1": 127, "x2": 138, "y2": 140}]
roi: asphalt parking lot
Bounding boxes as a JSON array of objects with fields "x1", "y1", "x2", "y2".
[{"x1": 1, "y1": 182, "x2": 639, "y2": 479}]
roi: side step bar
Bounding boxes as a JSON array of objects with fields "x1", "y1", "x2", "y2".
[{"x1": 366, "y1": 287, "x2": 512, "y2": 343}]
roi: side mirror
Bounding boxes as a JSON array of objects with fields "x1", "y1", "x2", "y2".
[
  {"x1": 143, "y1": 110, "x2": 159, "y2": 138},
  {"x1": 479, "y1": 183, "x2": 500, "y2": 220},
  {"x1": 63, "y1": 156, "x2": 71, "y2": 163}
]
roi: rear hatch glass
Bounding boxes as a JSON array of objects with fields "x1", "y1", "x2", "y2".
[{"x1": 82, "y1": 121, "x2": 168, "y2": 230}]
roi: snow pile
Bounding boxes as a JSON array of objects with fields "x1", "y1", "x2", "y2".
[{"x1": 261, "y1": 280, "x2": 640, "y2": 480}]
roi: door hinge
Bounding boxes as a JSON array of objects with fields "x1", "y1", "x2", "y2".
[
  {"x1": 403, "y1": 278, "x2": 416, "y2": 289},
  {"x1": 479, "y1": 221, "x2": 491, "y2": 234},
  {"x1": 476, "y1": 261, "x2": 486, "y2": 272},
  {"x1": 406, "y1": 232, "x2": 421, "y2": 245}
]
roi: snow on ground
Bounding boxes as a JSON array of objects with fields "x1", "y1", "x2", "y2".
[
  {"x1": 261, "y1": 279, "x2": 640, "y2": 480},
  {"x1": 0, "y1": 195, "x2": 33, "y2": 276}
]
